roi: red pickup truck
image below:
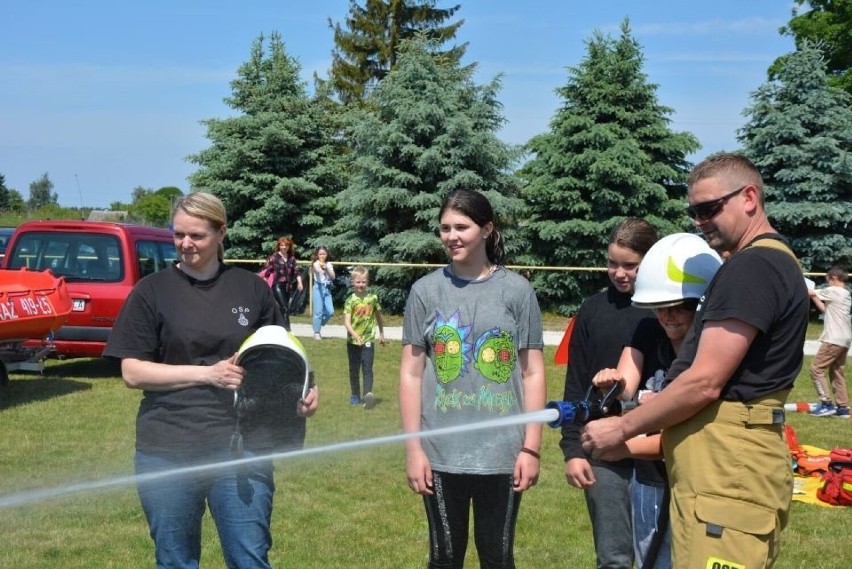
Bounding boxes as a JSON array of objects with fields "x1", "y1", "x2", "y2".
[{"x1": 1, "y1": 220, "x2": 176, "y2": 358}]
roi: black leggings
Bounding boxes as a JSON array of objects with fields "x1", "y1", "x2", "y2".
[
  {"x1": 423, "y1": 471, "x2": 521, "y2": 569},
  {"x1": 271, "y1": 283, "x2": 291, "y2": 331}
]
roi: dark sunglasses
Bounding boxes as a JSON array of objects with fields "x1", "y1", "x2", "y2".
[{"x1": 685, "y1": 185, "x2": 748, "y2": 221}]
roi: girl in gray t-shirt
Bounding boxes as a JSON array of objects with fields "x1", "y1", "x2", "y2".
[{"x1": 400, "y1": 189, "x2": 545, "y2": 568}]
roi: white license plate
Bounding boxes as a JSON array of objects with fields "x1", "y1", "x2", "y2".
[{"x1": 72, "y1": 299, "x2": 86, "y2": 312}]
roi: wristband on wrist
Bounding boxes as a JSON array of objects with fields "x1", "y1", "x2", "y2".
[{"x1": 520, "y1": 447, "x2": 540, "y2": 460}]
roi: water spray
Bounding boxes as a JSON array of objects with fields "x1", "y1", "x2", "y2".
[
  {"x1": 0, "y1": 408, "x2": 561, "y2": 509},
  {"x1": 1, "y1": 383, "x2": 627, "y2": 510}
]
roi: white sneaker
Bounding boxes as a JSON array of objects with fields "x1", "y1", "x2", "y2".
[{"x1": 363, "y1": 392, "x2": 376, "y2": 410}]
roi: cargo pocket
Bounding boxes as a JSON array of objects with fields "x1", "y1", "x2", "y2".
[{"x1": 689, "y1": 493, "x2": 774, "y2": 568}]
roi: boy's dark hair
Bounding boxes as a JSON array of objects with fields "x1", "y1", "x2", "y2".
[{"x1": 826, "y1": 265, "x2": 848, "y2": 283}]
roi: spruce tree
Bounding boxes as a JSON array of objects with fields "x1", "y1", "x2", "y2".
[
  {"x1": 323, "y1": 37, "x2": 524, "y2": 311},
  {"x1": 188, "y1": 32, "x2": 346, "y2": 260},
  {"x1": 329, "y1": 0, "x2": 466, "y2": 105},
  {"x1": 519, "y1": 20, "x2": 700, "y2": 314},
  {"x1": 740, "y1": 42, "x2": 852, "y2": 269}
]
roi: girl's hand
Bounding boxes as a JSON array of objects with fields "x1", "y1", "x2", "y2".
[
  {"x1": 513, "y1": 451, "x2": 540, "y2": 492},
  {"x1": 564, "y1": 457, "x2": 595, "y2": 489},
  {"x1": 405, "y1": 449, "x2": 434, "y2": 495},
  {"x1": 591, "y1": 368, "x2": 624, "y2": 391}
]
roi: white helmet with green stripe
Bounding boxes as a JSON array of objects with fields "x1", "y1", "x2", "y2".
[{"x1": 632, "y1": 233, "x2": 723, "y2": 308}]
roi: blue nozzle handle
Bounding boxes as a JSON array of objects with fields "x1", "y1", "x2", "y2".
[{"x1": 546, "y1": 400, "x2": 581, "y2": 428}]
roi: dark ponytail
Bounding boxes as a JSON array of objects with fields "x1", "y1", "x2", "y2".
[{"x1": 486, "y1": 228, "x2": 505, "y2": 266}]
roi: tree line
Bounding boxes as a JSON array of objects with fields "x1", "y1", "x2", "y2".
[{"x1": 3, "y1": 1, "x2": 850, "y2": 314}]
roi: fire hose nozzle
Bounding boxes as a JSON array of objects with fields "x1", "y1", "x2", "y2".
[
  {"x1": 545, "y1": 400, "x2": 586, "y2": 427},
  {"x1": 545, "y1": 382, "x2": 625, "y2": 428}
]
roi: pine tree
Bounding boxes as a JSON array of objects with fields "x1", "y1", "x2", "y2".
[
  {"x1": 518, "y1": 20, "x2": 700, "y2": 314},
  {"x1": 329, "y1": 0, "x2": 466, "y2": 105},
  {"x1": 323, "y1": 37, "x2": 524, "y2": 311},
  {"x1": 740, "y1": 42, "x2": 852, "y2": 269},
  {"x1": 188, "y1": 32, "x2": 346, "y2": 260}
]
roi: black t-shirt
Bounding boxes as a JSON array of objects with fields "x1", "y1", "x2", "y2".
[
  {"x1": 628, "y1": 318, "x2": 673, "y2": 486},
  {"x1": 630, "y1": 318, "x2": 676, "y2": 392},
  {"x1": 559, "y1": 285, "x2": 655, "y2": 462},
  {"x1": 104, "y1": 263, "x2": 287, "y2": 455},
  {"x1": 665, "y1": 240, "x2": 809, "y2": 401}
]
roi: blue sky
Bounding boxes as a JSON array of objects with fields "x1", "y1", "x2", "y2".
[{"x1": 0, "y1": 1, "x2": 795, "y2": 208}]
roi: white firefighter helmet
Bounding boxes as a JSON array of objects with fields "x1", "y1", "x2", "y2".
[
  {"x1": 231, "y1": 325, "x2": 313, "y2": 455},
  {"x1": 236, "y1": 325, "x2": 312, "y2": 400},
  {"x1": 631, "y1": 233, "x2": 722, "y2": 308}
]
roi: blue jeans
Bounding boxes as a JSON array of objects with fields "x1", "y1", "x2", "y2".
[
  {"x1": 585, "y1": 461, "x2": 634, "y2": 569},
  {"x1": 632, "y1": 477, "x2": 671, "y2": 569},
  {"x1": 135, "y1": 450, "x2": 275, "y2": 569},
  {"x1": 312, "y1": 283, "x2": 334, "y2": 334}
]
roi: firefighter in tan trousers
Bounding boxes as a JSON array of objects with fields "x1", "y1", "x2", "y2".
[{"x1": 582, "y1": 152, "x2": 809, "y2": 569}]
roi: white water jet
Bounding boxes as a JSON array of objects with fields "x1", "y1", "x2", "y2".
[{"x1": 0, "y1": 408, "x2": 560, "y2": 509}]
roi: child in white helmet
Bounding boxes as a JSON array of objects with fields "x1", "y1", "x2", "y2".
[{"x1": 592, "y1": 233, "x2": 722, "y2": 569}]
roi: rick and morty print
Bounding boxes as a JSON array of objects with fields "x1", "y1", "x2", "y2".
[{"x1": 433, "y1": 310, "x2": 517, "y2": 385}]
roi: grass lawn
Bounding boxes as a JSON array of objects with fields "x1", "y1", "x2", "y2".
[{"x1": 0, "y1": 341, "x2": 849, "y2": 568}]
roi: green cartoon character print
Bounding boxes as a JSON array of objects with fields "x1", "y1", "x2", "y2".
[
  {"x1": 432, "y1": 309, "x2": 472, "y2": 384},
  {"x1": 473, "y1": 328, "x2": 516, "y2": 383}
]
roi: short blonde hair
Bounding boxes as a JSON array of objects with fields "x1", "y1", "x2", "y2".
[
  {"x1": 172, "y1": 192, "x2": 227, "y2": 259},
  {"x1": 350, "y1": 266, "x2": 370, "y2": 281}
]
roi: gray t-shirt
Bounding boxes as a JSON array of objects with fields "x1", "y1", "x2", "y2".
[{"x1": 402, "y1": 266, "x2": 544, "y2": 474}]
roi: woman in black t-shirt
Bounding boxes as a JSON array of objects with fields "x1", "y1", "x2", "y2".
[{"x1": 104, "y1": 192, "x2": 319, "y2": 569}]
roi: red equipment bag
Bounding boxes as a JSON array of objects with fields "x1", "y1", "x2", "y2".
[{"x1": 816, "y1": 448, "x2": 852, "y2": 506}]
